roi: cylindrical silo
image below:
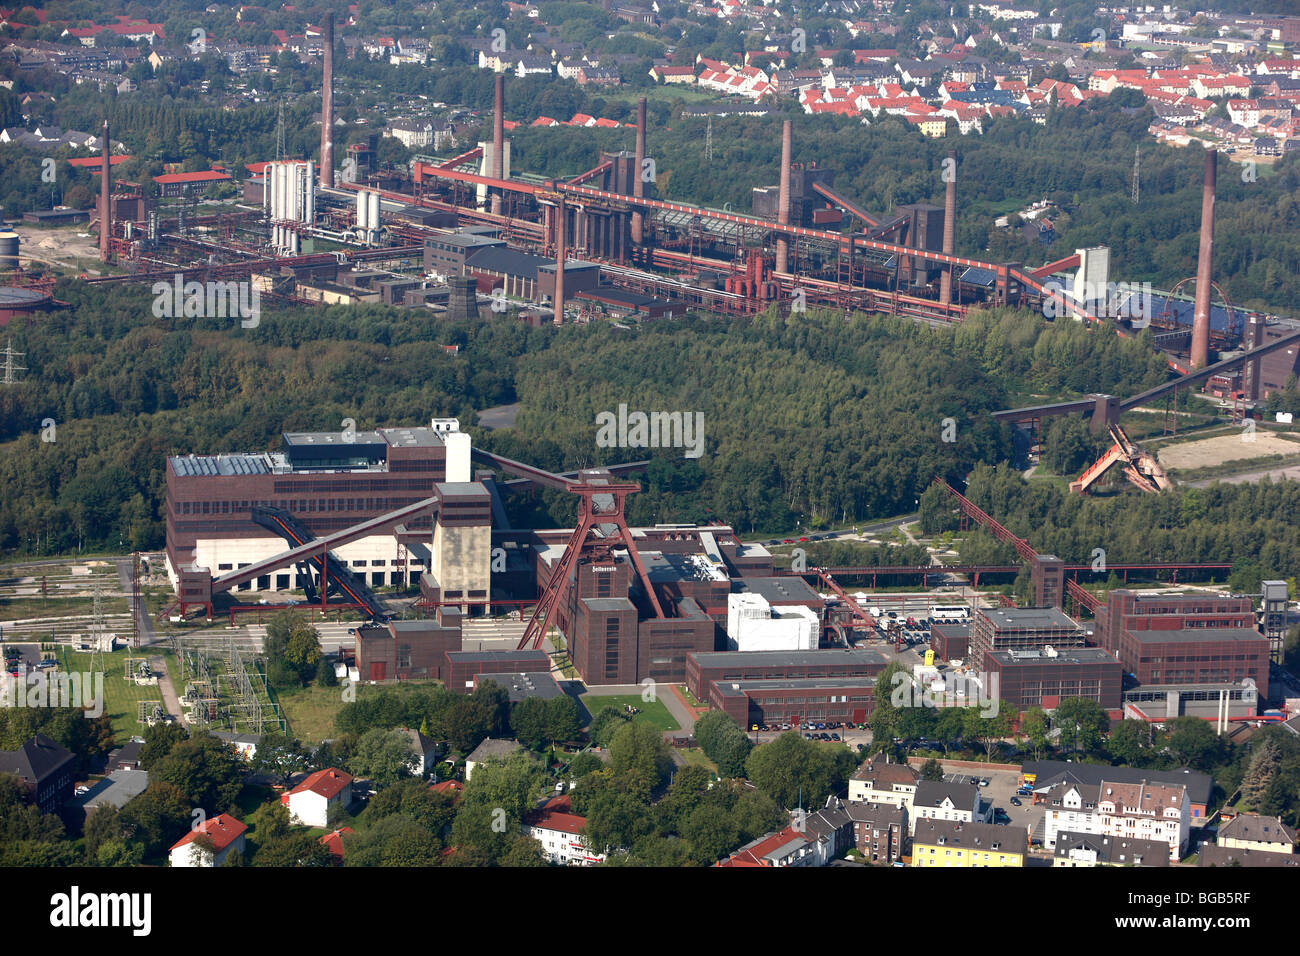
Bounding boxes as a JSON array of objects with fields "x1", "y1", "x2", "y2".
[{"x1": 0, "y1": 231, "x2": 18, "y2": 270}]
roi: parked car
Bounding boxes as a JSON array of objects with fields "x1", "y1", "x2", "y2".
[
  {"x1": 978, "y1": 778, "x2": 989, "y2": 787},
  {"x1": 1010, "y1": 797, "x2": 1022, "y2": 807}
]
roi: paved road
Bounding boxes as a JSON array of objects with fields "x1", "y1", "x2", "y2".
[
  {"x1": 151, "y1": 654, "x2": 183, "y2": 724},
  {"x1": 113, "y1": 557, "x2": 159, "y2": 649}
]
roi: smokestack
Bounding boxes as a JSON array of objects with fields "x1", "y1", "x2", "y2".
[
  {"x1": 553, "y1": 201, "x2": 566, "y2": 325},
  {"x1": 940, "y1": 150, "x2": 956, "y2": 307},
  {"x1": 320, "y1": 12, "x2": 334, "y2": 189},
  {"x1": 775, "y1": 119, "x2": 791, "y2": 275},
  {"x1": 1190, "y1": 149, "x2": 1216, "y2": 369},
  {"x1": 631, "y1": 96, "x2": 646, "y2": 246},
  {"x1": 99, "y1": 120, "x2": 112, "y2": 262},
  {"x1": 492, "y1": 74, "x2": 504, "y2": 216}
]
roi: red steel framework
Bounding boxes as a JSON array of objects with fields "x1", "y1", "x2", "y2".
[{"x1": 517, "y1": 472, "x2": 665, "y2": 650}]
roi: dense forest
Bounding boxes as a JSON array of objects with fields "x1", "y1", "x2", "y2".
[
  {"x1": 0, "y1": 283, "x2": 1171, "y2": 555},
  {"x1": 920, "y1": 461, "x2": 1300, "y2": 590}
]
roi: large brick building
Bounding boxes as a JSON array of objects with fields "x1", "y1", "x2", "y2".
[
  {"x1": 706, "y1": 676, "x2": 876, "y2": 727},
  {"x1": 1097, "y1": 590, "x2": 1270, "y2": 702},
  {"x1": 968, "y1": 606, "x2": 1087, "y2": 665},
  {"x1": 165, "y1": 418, "x2": 482, "y2": 597},
  {"x1": 987, "y1": 646, "x2": 1123, "y2": 712},
  {"x1": 685, "y1": 648, "x2": 887, "y2": 702}
]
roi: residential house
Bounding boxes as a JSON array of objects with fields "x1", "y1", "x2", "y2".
[
  {"x1": 388, "y1": 119, "x2": 437, "y2": 149},
  {"x1": 716, "y1": 825, "x2": 819, "y2": 867},
  {"x1": 397, "y1": 727, "x2": 440, "y2": 776},
  {"x1": 1040, "y1": 779, "x2": 1190, "y2": 860},
  {"x1": 281, "y1": 768, "x2": 354, "y2": 827},
  {"x1": 525, "y1": 795, "x2": 606, "y2": 865},
  {"x1": 912, "y1": 818, "x2": 1025, "y2": 867},
  {"x1": 0, "y1": 734, "x2": 75, "y2": 814},
  {"x1": 1052, "y1": 830, "x2": 1170, "y2": 867},
  {"x1": 848, "y1": 757, "x2": 919, "y2": 812},
  {"x1": 168, "y1": 813, "x2": 247, "y2": 867},
  {"x1": 910, "y1": 779, "x2": 990, "y2": 833},
  {"x1": 319, "y1": 826, "x2": 354, "y2": 864},
  {"x1": 1216, "y1": 813, "x2": 1296, "y2": 853},
  {"x1": 516, "y1": 55, "x2": 553, "y2": 78},
  {"x1": 798, "y1": 796, "x2": 855, "y2": 865},
  {"x1": 465, "y1": 737, "x2": 522, "y2": 781},
  {"x1": 1199, "y1": 844, "x2": 1300, "y2": 867},
  {"x1": 650, "y1": 64, "x2": 696, "y2": 84},
  {"x1": 845, "y1": 800, "x2": 906, "y2": 863}
]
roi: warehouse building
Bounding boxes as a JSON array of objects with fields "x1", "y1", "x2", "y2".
[
  {"x1": 707, "y1": 676, "x2": 876, "y2": 727},
  {"x1": 685, "y1": 648, "x2": 888, "y2": 702}
]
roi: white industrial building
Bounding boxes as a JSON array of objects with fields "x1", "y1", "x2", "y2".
[{"x1": 726, "y1": 592, "x2": 819, "y2": 652}]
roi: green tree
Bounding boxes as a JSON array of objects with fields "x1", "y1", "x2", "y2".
[
  {"x1": 1107, "y1": 719, "x2": 1152, "y2": 767},
  {"x1": 1019, "y1": 707, "x2": 1051, "y2": 760},
  {"x1": 345, "y1": 814, "x2": 441, "y2": 867},
  {"x1": 1240, "y1": 737, "x2": 1281, "y2": 810},
  {"x1": 920, "y1": 757, "x2": 944, "y2": 781},
  {"x1": 681, "y1": 803, "x2": 741, "y2": 865},
  {"x1": 544, "y1": 695, "x2": 581, "y2": 746},
  {"x1": 149, "y1": 732, "x2": 244, "y2": 814},
  {"x1": 450, "y1": 750, "x2": 546, "y2": 863},
  {"x1": 744, "y1": 733, "x2": 838, "y2": 808},
  {"x1": 138, "y1": 722, "x2": 188, "y2": 769},
  {"x1": 119, "y1": 781, "x2": 192, "y2": 857},
  {"x1": 510, "y1": 696, "x2": 550, "y2": 750},
  {"x1": 250, "y1": 732, "x2": 311, "y2": 787},
  {"x1": 608, "y1": 721, "x2": 673, "y2": 801},
  {"x1": 588, "y1": 705, "x2": 631, "y2": 748},
  {"x1": 1053, "y1": 698, "x2": 1110, "y2": 756},
  {"x1": 347, "y1": 728, "x2": 418, "y2": 789},
  {"x1": 1164, "y1": 716, "x2": 1225, "y2": 772},
  {"x1": 284, "y1": 621, "x2": 324, "y2": 686}
]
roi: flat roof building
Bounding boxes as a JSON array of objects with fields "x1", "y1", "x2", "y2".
[
  {"x1": 987, "y1": 645, "x2": 1123, "y2": 712},
  {"x1": 685, "y1": 648, "x2": 888, "y2": 702}
]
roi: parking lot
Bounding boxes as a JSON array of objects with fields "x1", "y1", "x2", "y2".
[{"x1": 941, "y1": 766, "x2": 1043, "y2": 843}]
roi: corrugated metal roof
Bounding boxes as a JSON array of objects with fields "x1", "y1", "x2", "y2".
[{"x1": 169, "y1": 454, "x2": 272, "y2": 477}]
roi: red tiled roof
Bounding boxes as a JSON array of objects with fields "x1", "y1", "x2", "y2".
[
  {"x1": 717, "y1": 825, "x2": 808, "y2": 866},
  {"x1": 531, "y1": 810, "x2": 587, "y2": 835},
  {"x1": 289, "y1": 767, "x2": 353, "y2": 799},
  {"x1": 169, "y1": 813, "x2": 247, "y2": 853},
  {"x1": 67, "y1": 155, "x2": 131, "y2": 168},
  {"x1": 319, "y1": 826, "x2": 354, "y2": 860},
  {"x1": 153, "y1": 170, "x2": 232, "y2": 185}
]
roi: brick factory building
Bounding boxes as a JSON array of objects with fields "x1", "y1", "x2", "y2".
[
  {"x1": 1097, "y1": 590, "x2": 1271, "y2": 704},
  {"x1": 986, "y1": 646, "x2": 1123, "y2": 712},
  {"x1": 706, "y1": 676, "x2": 876, "y2": 727},
  {"x1": 164, "y1": 418, "x2": 480, "y2": 596},
  {"x1": 686, "y1": 648, "x2": 888, "y2": 702},
  {"x1": 968, "y1": 606, "x2": 1087, "y2": 666}
]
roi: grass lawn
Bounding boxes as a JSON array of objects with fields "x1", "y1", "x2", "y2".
[
  {"x1": 0, "y1": 595, "x2": 131, "y2": 619},
  {"x1": 677, "y1": 747, "x2": 717, "y2": 774},
  {"x1": 275, "y1": 682, "x2": 355, "y2": 743},
  {"x1": 61, "y1": 648, "x2": 165, "y2": 744},
  {"x1": 581, "y1": 693, "x2": 680, "y2": 732}
]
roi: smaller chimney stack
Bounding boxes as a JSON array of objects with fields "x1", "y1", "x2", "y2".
[
  {"x1": 632, "y1": 96, "x2": 647, "y2": 246},
  {"x1": 99, "y1": 120, "x2": 112, "y2": 262},
  {"x1": 492, "y1": 74, "x2": 505, "y2": 216},
  {"x1": 775, "y1": 119, "x2": 792, "y2": 275},
  {"x1": 1190, "y1": 149, "x2": 1216, "y2": 370},
  {"x1": 940, "y1": 150, "x2": 956, "y2": 307},
  {"x1": 320, "y1": 12, "x2": 335, "y2": 189},
  {"x1": 553, "y1": 201, "x2": 566, "y2": 325}
]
